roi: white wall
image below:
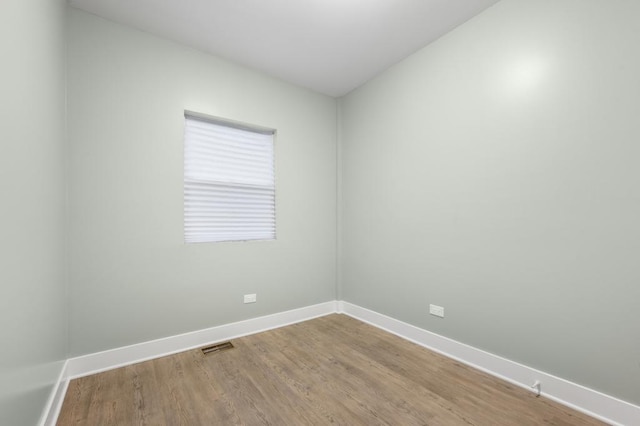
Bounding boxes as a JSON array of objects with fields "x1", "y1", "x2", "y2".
[
  {"x1": 340, "y1": 0, "x2": 640, "y2": 406},
  {"x1": 0, "y1": 0, "x2": 67, "y2": 424},
  {"x1": 67, "y1": 10, "x2": 337, "y2": 356}
]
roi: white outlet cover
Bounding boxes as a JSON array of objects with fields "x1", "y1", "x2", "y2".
[
  {"x1": 244, "y1": 294, "x2": 257, "y2": 304},
  {"x1": 429, "y1": 304, "x2": 444, "y2": 318}
]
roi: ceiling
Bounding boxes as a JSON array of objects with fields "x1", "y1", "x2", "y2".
[{"x1": 68, "y1": 0, "x2": 500, "y2": 97}]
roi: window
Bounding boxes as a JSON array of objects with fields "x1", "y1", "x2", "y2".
[{"x1": 183, "y1": 112, "x2": 275, "y2": 243}]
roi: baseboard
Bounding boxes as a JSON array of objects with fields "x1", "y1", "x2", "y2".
[
  {"x1": 66, "y1": 301, "x2": 337, "y2": 379},
  {"x1": 43, "y1": 300, "x2": 639, "y2": 426},
  {"x1": 338, "y1": 301, "x2": 640, "y2": 426},
  {"x1": 38, "y1": 360, "x2": 69, "y2": 426}
]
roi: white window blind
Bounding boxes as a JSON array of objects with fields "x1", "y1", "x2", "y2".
[{"x1": 184, "y1": 112, "x2": 275, "y2": 243}]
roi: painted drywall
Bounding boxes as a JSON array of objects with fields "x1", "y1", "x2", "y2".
[
  {"x1": 67, "y1": 9, "x2": 337, "y2": 356},
  {"x1": 340, "y1": 0, "x2": 640, "y2": 406},
  {"x1": 0, "y1": 0, "x2": 68, "y2": 424}
]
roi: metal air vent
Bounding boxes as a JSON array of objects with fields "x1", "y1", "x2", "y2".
[{"x1": 201, "y1": 341, "x2": 234, "y2": 355}]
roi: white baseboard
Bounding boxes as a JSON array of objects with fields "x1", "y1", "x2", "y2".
[
  {"x1": 65, "y1": 301, "x2": 337, "y2": 379},
  {"x1": 39, "y1": 360, "x2": 69, "y2": 426},
  {"x1": 40, "y1": 300, "x2": 639, "y2": 426},
  {"x1": 338, "y1": 301, "x2": 640, "y2": 426}
]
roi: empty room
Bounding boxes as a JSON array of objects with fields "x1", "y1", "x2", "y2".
[{"x1": 1, "y1": 0, "x2": 639, "y2": 425}]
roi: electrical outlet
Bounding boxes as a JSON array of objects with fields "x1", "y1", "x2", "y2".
[
  {"x1": 429, "y1": 304, "x2": 444, "y2": 318},
  {"x1": 243, "y1": 293, "x2": 257, "y2": 304}
]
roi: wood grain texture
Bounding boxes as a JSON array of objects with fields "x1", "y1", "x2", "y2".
[{"x1": 57, "y1": 314, "x2": 605, "y2": 425}]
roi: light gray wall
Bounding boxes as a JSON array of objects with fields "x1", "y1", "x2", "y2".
[
  {"x1": 67, "y1": 10, "x2": 337, "y2": 356},
  {"x1": 0, "y1": 0, "x2": 68, "y2": 424},
  {"x1": 340, "y1": 0, "x2": 640, "y2": 406}
]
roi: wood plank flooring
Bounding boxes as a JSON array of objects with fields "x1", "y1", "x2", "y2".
[{"x1": 57, "y1": 314, "x2": 605, "y2": 425}]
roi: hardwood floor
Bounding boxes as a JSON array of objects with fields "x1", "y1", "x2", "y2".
[{"x1": 57, "y1": 314, "x2": 605, "y2": 425}]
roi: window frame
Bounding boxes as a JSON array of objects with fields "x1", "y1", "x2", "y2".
[{"x1": 183, "y1": 110, "x2": 276, "y2": 243}]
